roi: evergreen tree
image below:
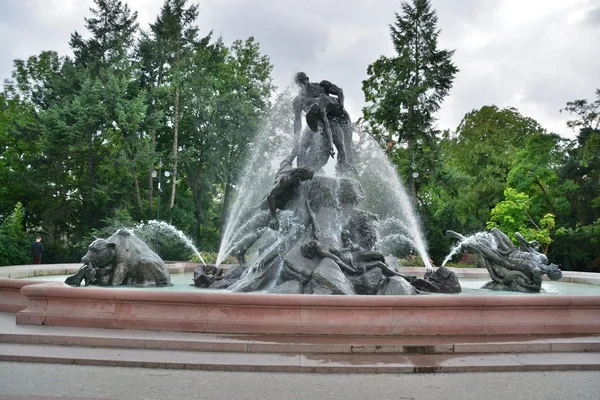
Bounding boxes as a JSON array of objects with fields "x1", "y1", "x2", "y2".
[
  {"x1": 40, "y1": 0, "x2": 144, "y2": 235},
  {"x1": 362, "y1": 0, "x2": 458, "y2": 204},
  {"x1": 138, "y1": 0, "x2": 207, "y2": 211},
  {"x1": 70, "y1": 0, "x2": 138, "y2": 71}
]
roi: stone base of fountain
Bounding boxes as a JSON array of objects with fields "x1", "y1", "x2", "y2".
[
  {"x1": 3, "y1": 264, "x2": 600, "y2": 337},
  {"x1": 0, "y1": 279, "x2": 598, "y2": 337},
  {"x1": 8, "y1": 282, "x2": 600, "y2": 335}
]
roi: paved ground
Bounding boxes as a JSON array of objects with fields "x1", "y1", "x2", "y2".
[
  {"x1": 2, "y1": 312, "x2": 600, "y2": 398},
  {"x1": 1, "y1": 362, "x2": 600, "y2": 400}
]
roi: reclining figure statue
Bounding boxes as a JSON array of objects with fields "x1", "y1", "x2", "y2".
[{"x1": 446, "y1": 228, "x2": 562, "y2": 292}]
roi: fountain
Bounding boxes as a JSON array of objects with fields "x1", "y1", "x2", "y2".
[
  {"x1": 209, "y1": 71, "x2": 449, "y2": 296},
  {"x1": 1, "y1": 71, "x2": 600, "y2": 338}
]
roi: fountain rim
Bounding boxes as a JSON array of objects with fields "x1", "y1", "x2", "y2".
[{"x1": 2, "y1": 262, "x2": 600, "y2": 337}]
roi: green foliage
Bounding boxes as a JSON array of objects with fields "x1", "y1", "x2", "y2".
[
  {"x1": 399, "y1": 255, "x2": 426, "y2": 267},
  {"x1": 561, "y1": 88, "x2": 599, "y2": 133},
  {"x1": 362, "y1": 0, "x2": 458, "y2": 146},
  {"x1": 508, "y1": 133, "x2": 567, "y2": 218},
  {"x1": 1, "y1": 0, "x2": 597, "y2": 275},
  {"x1": 551, "y1": 220, "x2": 600, "y2": 272},
  {"x1": 443, "y1": 105, "x2": 545, "y2": 228},
  {"x1": 557, "y1": 90, "x2": 600, "y2": 227},
  {"x1": 0, "y1": 0, "x2": 276, "y2": 264},
  {"x1": 361, "y1": 0, "x2": 458, "y2": 204},
  {"x1": 487, "y1": 188, "x2": 555, "y2": 252},
  {"x1": 0, "y1": 203, "x2": 31, "y2": 266},
  {"x1": 0, "y1": 92, "x2": 45, "y2": 223}
]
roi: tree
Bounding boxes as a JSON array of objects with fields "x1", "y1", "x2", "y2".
[
  {"x1": 552, "y1": 219, "x2": 600, "y2": 272},
  {"x1": 3, "y1": 51, "x2": 63, "y2": 110},
  {"x1": 216, "y1": 37, "x2": 275, "y2": 240},
  {"x1": 140, "y1": 0, "x2": 203, "y2": 210},
  {"x1": 1, "y1": 52, "x2": 66, "y2": 229},
  {"x1": 70, "y1": 0, "x2": 139, "y2": 72},
  {"x1": 176, "y1": 36, "x2": 275, "y2": 248},
  {"x1": 38, "y1": 0, "x2": 145, "y2": 236},
  {"x1": 416, "y1": 131, "x2": 475, "y2": 263},
  {"x1": 0, "y1": 203, "x2": 30, "y2": 266},
  {"x1": 487, "y1": 188, "x2": 555, "y2": 253},
  {"x1": 558, "y1": 89, "x2": 600, "y2": 226},
  {"x1": 0, "y1": 92, "x2": 41, "y2": 220},
  {"x1": 561, "y1": 88, "x2": 600, "y2": 132},
  {"x1": 550, "y1": 90, "x2": 600, "y2": 271},
  {"x1": 361, "y1": 0, "x2": 458, "y2": 204},
  {"x1": 508, "y1": 133, "x2": 570, "y2": 220},
  {"x1": 444, "y1": 105, "x2": 545, "y2": 227}
]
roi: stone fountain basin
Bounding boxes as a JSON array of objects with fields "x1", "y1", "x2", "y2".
[{"x1": 1, "y1": 263, "x2": 600, "y2": 336}]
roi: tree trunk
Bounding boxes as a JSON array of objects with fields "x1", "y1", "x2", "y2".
[
  {"x1": 574, "y1": 197, "x2": 586, "y2": 225},
  {"x1": 386, "y1": 125, "x2": 394, "y2": 156},
  {"x1": 132, "y1": 166, "x2": 143, "y2": 210},
  {"x1": 170, "y1": 84, "x2": 179, "y2": 209},
  {"x1": 409, "y1": 14, "x2": 420, "y2": 207},
  {"x1": 87, "y1": 131, "x2": 95, "y2": 203},
  {"x1": 535, "y1": 177, "x2": 555, "y2": 214},
  {"x1": 407, "y1": 111, "x2": 418, "y2": 206},
  {"x1": 186, "y1": 163, "x2": 202, "y2": 243},
  {"x1": 409, "y1": 150, "x2": 418, "y2": 206},
  {"x1": 148, "y1": 123, "x2": 156, "y2": 209}
]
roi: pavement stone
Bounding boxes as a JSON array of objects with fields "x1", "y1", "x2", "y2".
[{"x1": 1, "y1": 311, "x2": 600, "y2": 374}]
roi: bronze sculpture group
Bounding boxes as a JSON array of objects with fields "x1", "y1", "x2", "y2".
[
  {"x1": 198, "y1": 71, "x2": 461, "y2": 295},
  {"x1": 65, "y1": 71, "x2": 561, "y2": 295}
]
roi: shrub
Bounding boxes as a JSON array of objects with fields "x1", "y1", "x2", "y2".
[{"x1": 0, "y1": 203, "x2": 31, "y2": 266}]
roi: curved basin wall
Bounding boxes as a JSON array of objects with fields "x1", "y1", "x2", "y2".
[{"x1": 2, "y1": 264, "x2": 600, "y2": 336}]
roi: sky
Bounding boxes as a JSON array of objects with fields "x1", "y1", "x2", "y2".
[{"x1": 1, "y1": 0, "x2": 599, "y2": 138}]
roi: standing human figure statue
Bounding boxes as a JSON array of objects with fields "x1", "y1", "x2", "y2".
[
  {"x1": 31, "y1": 235, "x2": 44, "y2": 264},
  {"x1": 282, "y1": 72, "x2": 355, "y2": 173}
]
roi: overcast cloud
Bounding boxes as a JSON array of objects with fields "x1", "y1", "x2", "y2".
[{"x1": 1, "y1": 0, "x2": 599, "y2": 138}]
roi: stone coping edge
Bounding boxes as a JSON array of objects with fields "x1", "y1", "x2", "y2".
[{"x1": 2, "y1": 263, "x2": 599, "y2": 285}]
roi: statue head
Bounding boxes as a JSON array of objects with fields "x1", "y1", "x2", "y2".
[
  {"x1": 542, "y1": 263, "x2": 562, "y2": 281},
  {"x1": 300, "y1": 240, "x2": 319, "y2": 259},
  {"x1": 341, "y1": 229, "x2": 351, "y2": 245},
  {"x1": 294, "y1": 71, "x2": 309, "y2": 86},
  {"x1": 81, "y1": 238, "x2": 117, "y2": 268}
]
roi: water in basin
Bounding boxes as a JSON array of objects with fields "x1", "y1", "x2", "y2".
[{"x1": 24, "y1": 274, "x2": 600, "y2": 295}]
